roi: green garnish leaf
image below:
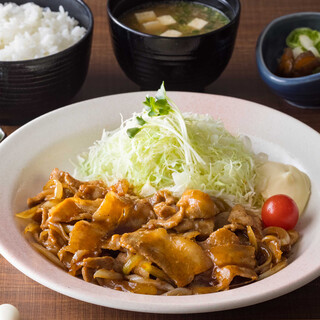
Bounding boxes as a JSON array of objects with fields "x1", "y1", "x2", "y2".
[
  {"x1": 143, "y1": 97, "x2": 171, "y2": 117},
  {"x1": 136, "y1": 116, "x2": 146, "y2": 126},
  {"x1": 143, "y1": 96, "x2": 158, "y2": 116},
  {"x1": 127, "y1": 127, "x2": 141, "y2": 138},
  {"x1": 132, "y1": 83, "x2": 171, "y2": 138},
  {"x1": 155, "y1": 99, "x2": 171, "y2": 115},
  {"x1": 144, "y1": 83, "x2": 172, "y2": 117}
]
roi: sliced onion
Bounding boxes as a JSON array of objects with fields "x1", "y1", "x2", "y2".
[
  {"x1": 42, "y1": 199, "x2": 62, "y2": 208},
  {"x1": 31, "y1": 242, "x2": 66, "y2": 270},
  {"x1": 48, "y1": 222, "x2": 69, "y2": 242},
  {"x1": 263, "y1": 227, "x2": 291, "y2": 246},
  {"x1": 182, "y1": 231, "x2": 200, "y2": 239},
  {"x1": 258, "y1": 259, "x2": 287, "y2": 280},
  {"x1": 43, "y1": 179, "x2": 55, "y2": 190},
  {"x1": 287, "y1": 230, "x2": 299, "y2": 245},
  {"x1": 53, "y1": 180, "x2": 63, "y2": 199},
  {"x1": 24, "y1": 221, "x2": 40, "y2": 234},
  {"x1": 132, "y1": 265, "x2": 150, "y2": 278},
  {"x1": 122, "y1": 254, "x2": 144, "y2": 275},
  {"x1": 39, "y1": 229, "x2": 49, "y2": 242},
  {"x1": 126, "y1": 274, "x2": 174, "y2": 291},
  {"x1": 139, "y1": 261, "x2": 169, "y2": 281},
  {"x1": 126, "y1": 274, "x2": 145, "y2": 282},
  {"x1": 247, "y1": 225, "x2": 257, "y2": 251},
  {"x1": 262, "y1": 235, "x2": 281, "y2": 246},
  {"x1": 163, "y1": 288, "x2": 192, "y2": 296},
  {"x1": 94, "y1": 269, "x2": 123, "y2": 280},
  {"x1": 62, "y1": 224, "x2": 74, "y2": 234},
  {"x1": 16, "y1": 205, "x2": 40, "y2": 219},
  {"x1": 255, "y1": 243, "x2": 273, "y2": 274}
]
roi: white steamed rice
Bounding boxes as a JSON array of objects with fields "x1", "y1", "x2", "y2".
[{"x1": 0, "y1": 2, "x2": 87, "y2": 61}]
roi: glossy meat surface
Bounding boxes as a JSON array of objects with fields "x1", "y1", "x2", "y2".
[
  {"x1": 17, "y1": 169, "x2": 299, "y2": 295},
  {"x1": 121, "y1": 228, "x2": 212, "y2": 287}
]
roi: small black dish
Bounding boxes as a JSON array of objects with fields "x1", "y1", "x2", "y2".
[
  {"x1": 0, "y1": 0, "x2": 93, "y2": 125},
  {"x1": 107, "y1": 0, "x2": 240, "y2": 91}
]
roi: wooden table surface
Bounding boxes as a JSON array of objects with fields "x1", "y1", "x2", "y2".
[{"x1": 1, "y1": 0, "x2": 320, "y2": 319}]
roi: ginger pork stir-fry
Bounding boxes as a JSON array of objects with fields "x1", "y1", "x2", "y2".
[{"x1": 17, "y1": 169, "x2": 299, "y2": 295}]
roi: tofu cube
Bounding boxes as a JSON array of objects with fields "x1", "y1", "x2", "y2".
[
  {"x1": 142, "y1": 20, "x2": 166, "y2": 33},
  {"x1": 135, "y1": 11, "x2": 157, "y2": 24},
  {"x1": 188, "y1": 18, "x2": 208, "y2": 30},
  {"x1": 157, "y1": 15, "x2": 176, "y2": 26},
  {"x1": 161, "y1": 29, "x2": 182, "y2": 37}
]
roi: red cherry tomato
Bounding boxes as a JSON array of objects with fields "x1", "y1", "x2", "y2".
[{"x1": 261, "y1": 194, "x2": 299, "y2": 230}]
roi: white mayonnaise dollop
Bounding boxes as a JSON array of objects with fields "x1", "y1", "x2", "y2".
[
  {"x1": 0, "y1": 304, "x2": 20, "y2": 320},
  {"x1": 257, "y1": 161, "x2": 311, "y2": 215}
]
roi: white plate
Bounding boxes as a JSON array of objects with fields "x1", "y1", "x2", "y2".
[{"x1": 0, "y1": 92, "x2": 319, "y2": 314}]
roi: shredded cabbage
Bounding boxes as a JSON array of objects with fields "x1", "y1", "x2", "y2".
[{"x1": 74, "y1": 85, "x2": 264, "y2": 209}]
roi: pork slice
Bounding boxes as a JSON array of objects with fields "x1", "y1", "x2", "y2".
[
  {"x1": 93, "y1": 191, "x2": 132, "y2": 222},
  {"x1": 50, "y1": 168, "x2": 108, "y2": 195},
  {"x1": 101, "y1": 234, "x2": 121, "y2": 251},
  {"x1": 39, "y1": 228, "x2": 65, "y2": 254},
  {"x1": 228, "y1": 204, "x2": 253, "y2": 227},
  {"x1": 75, "y1": 184, "x2": 108, "y2": 200},
  {"x1": 64, "y1": 220, "x2": 105, "y2": 254},
  {"x1": 82, "y1": 255, "x2": 115, "y2": 270},
  {"x1": 93, "y1": 192, "x2": 154, "y2": 234},
  {"x1": 174, "y1": 218, "x2": 215, "y2": 238},
  {"x1": 209, "y1": 244, "x2": 256, "y2": 269},
  {"x1": 215, "y1": 265, "x2": 258, "y2": 290},
  {"x1": 50, "y1": 168, "x2": 82, "y2": 193},
  {"x1": 153, "y1": 202, "x2": 177, "y2": 219},
  {"x1": 116, "y1": 198, "x2": 155, "y2": 233},
  {"x1": 227, "y1": 204, "x2": 262, "y2": 237},
  {"x1": 63, "y1": 192, "x2": 155, "y2": 256},
  {"x1": 149, "y1": 190, "x2": 176, "y2": 207},
  {"x1": 202, "y1": 228, "x2": 240, "y2": 248},
  {"x1": 108, "y1": 179, "x2": 131, "y2": 196},
  {"x1": 120, "y1": 228, "x2": 212, "y2": 287},
  {"x1": 202, "y1": 228, "x2": 255, "y2": 267},
  {"x1": 27, "y1": 190, "x2": 49, "y2": 207},
  {"x1": 82, "y1": 267, "x2": 96, "y2": 283},
  {"x1": 176, "y1": 189, "x2": 218, "y2": 219},
  {"x1": 201, "y1": 228, "x2": 257, "y2": 289},
  {"x1": 145, "y1": 190, "x2": 179, "y2": 227},
  {"x1": 81, "y1": 256, "x2": 114, "y2": 283},
  {"x1": 48, "y1": 197, "x2": 102, "y2": 223},
  {"x1": 146, "y1": 189, "x2": 217, "y2": 230},
  {"x1": 145, "y1": 209, "x2": 184, "y2": 230}
]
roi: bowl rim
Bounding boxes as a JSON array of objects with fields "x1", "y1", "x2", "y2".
[
  {"x1": 106, "y1": 0, "x2": 241, "y2": 39},
  {"x1": 0, "y1": 0, "x2": 94, "y2": 64},
  {"x1": 256, "y1": 11, "x2": 320, "y2": 84}
]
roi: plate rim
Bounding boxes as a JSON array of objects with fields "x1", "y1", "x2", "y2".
[{"x1": 0, "y1": 91, "x2": 320, "y2": 314}]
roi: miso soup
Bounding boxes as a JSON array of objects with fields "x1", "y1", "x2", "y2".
[{"x1": 119, "y1": 1, "x2": 230, "y2": 37}]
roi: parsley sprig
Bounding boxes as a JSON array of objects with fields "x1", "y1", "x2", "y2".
[
  {"x1": 143, "y1": 96, "x2": 171, "y2": 117},
  {"x1": 126, "y1": 83, "x2": 172, "y2": 138}
]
